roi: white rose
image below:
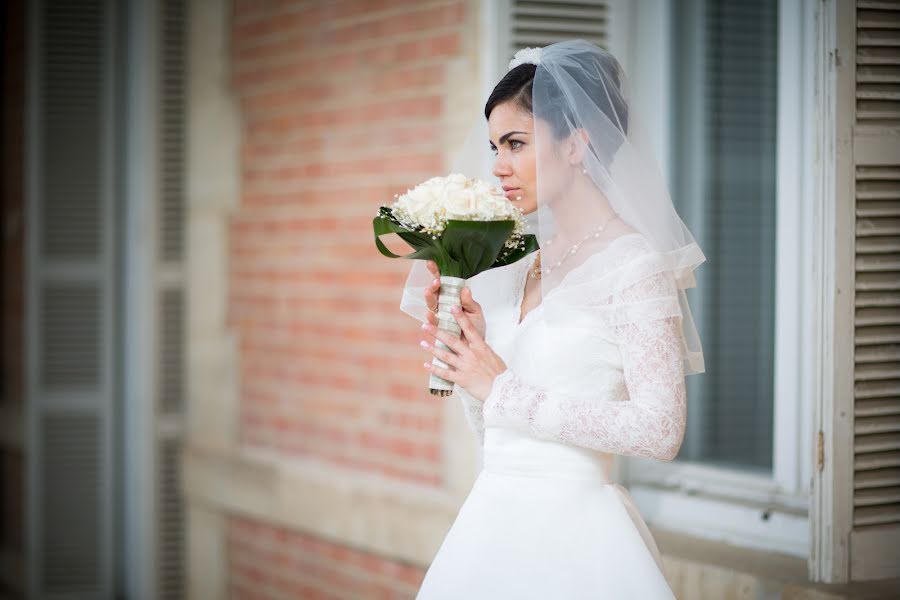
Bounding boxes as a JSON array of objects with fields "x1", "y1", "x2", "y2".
[
  {"x1": 389, "y1": 174, "x2": 524, "y2": 236},
  {"x1": 445, "y1": 189, "x2": 479, "y2": 219},
  {"x1": 395, "y1": 184, "x2": 441, "y2": 225}
]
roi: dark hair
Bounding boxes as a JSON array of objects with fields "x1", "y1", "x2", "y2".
[
  {"x1": 484, "y1": 57, "x2": 629, "y2": 141},
  {"x1": 484, "y1": 63, "x2": 538, "y2": 121}
]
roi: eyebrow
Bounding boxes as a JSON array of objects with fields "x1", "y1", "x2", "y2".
[{"x1": 490, "y1": 131, "x2": 528, "y2": 147}]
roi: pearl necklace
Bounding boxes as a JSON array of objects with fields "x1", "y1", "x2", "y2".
[{"x1": 530, "y1": 213, "x2": 618, "y2": 280}]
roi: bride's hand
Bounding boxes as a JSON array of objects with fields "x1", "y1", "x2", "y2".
[
  {"x1": 423, "y1": 260, "x2": 486, "y2": 339},
  {"x1": 420, "y1": 305, "x2": 507, "y2": 402}
]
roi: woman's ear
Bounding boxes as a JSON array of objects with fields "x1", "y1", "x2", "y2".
[{"x1": 566, "y1": 128, "x2": 590, "y2": 166}]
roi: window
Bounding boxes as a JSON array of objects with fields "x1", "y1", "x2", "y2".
[
  {"x1": 622, "y1": 0, "x2": 816, "y2": 557},
  {"x1": 670, "y1": 0, "x2": 778, "y2": 472}
]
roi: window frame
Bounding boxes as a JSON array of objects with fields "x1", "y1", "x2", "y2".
[{"x1": 620, "y1": 0, "x2": 819, "y2": 558}]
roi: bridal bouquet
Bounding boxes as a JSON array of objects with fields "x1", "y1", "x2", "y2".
[{"x1": 373, "y1": 173, "x2": 538, "y2": 396}]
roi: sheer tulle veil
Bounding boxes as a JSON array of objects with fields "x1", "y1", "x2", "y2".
[{"x1": 400, "y1": 39, "x2": 706, "y2": 376}]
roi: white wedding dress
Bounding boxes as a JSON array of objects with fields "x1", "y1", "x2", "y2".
[{"x1": 414, "y1": 234, "x2": 683, "y2": 599}]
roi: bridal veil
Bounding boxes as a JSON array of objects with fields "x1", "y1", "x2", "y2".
[{"x1": 400, "y1": 39, "x2": 706, "y2": 376}]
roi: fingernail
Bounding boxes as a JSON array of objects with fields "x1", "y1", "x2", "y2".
[
  {"x1": 421, "y1": 322, "x2": 430, "y2": 331},
  {"x1": 419, "y1": 340, "x2": 429, "y2": 348},
  {"x1": 423, "y1": 362, "x2": 431, "y2": 369},
  {"x1": 433, "y1": 279, "x2": 439, "y2": 285},
  {"x1": 451, "y1": 305, "x2": 460, "y2": 313}
]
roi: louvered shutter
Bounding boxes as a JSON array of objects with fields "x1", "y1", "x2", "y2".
[
  {"x1": 856, "y1": 2, "x2": 900, "y2": 123},
  {"x1": 850, "y1": 0, "x2": 900, "y2": 581},
  {"x1": 155, "y1": 0, "x2": 187, "y2": 597},
  {"x1": 507, "y1": 0, "x2": 611, "y2": 56},
  {"x1": 26, "y1": 0, "x2": 116, "y2": 596}
]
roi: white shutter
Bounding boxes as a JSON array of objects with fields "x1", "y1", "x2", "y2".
[
  {"x1": 849, "y1": 0, "x2": 900, "y2": 580},
  {"x1": 507, "y1": 0, "x2": 611, "y2": 54},
  {"x1": 155, "y1": 0, "x2": 187, "y2": 597},
  {"x1": 815, "y1": 0, "x2": 900, "y2": 583},
  {"x1": 120, "y1": 0, "x2": 187, "y2": 595},
  {"x1": 26, "y1": 0, "x2": 116, "y2": 596}
]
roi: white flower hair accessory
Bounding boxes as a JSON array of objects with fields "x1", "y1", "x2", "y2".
[{"x1": 508, "y1": 46, "x2": 543, "y2": 70}]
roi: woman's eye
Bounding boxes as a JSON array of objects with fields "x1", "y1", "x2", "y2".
[{"x1": 510, "y1": 140, "x2": 523, "y2": 150}]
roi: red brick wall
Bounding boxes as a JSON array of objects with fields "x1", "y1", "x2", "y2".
[
  {"x1": 229, "y1": 0, "x2": 468, "y2": 486},
  {"x1": 226, "y1": 2, "x2": 472, "y2": 596},
  {"x1": 228, "y1": 516, "x2": 425, "y2": 599}
]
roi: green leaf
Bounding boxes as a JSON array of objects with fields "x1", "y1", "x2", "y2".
[
  {"x1": 373, "y1": 213, "x2": 459, "y2": 273},
  {"x1": 440, "y1": 219, "x2": 515, "y2": 278},
  {"x1": 374, "y1": 210, "x2": 537, "y2": 278}
]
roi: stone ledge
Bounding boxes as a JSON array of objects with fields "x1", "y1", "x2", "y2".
[
  {"x1": 650, "y1": 526, "x2": 900, "y2": 600},
  {"x1": 182, "y1": 444, "x2": 459, "y2": 567}
]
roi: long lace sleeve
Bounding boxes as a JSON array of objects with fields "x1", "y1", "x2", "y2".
[
  {"x1": 482, "y1": 271, "x2": 687, "y2": 461},
  {"x1": 454, "y1": 383, "x2": 485, "y2": 446}
]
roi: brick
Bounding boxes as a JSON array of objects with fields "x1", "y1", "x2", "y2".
[
  {"x1": 227, "y1": 7, "x2": 467, "y2": 591},
  {"x1": 226, "y1": 516, "x2": 432, "y2": 598},
  {"x1": 329, "y1": 3, "x2": 466, "y2": 45},
  {"x1": 233, "y1": 29, "x2": 461, "y2": 91}
]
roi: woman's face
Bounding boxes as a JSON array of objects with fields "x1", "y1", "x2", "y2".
[
  {"x1": 488, "y1": 101, "x2": 572, "y2": 215},
  {"x1": 488, "y1": 102, "x2": 538, "y2": 214}
]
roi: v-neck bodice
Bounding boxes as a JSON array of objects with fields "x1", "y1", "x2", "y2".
[
  {"x1": 472, "y1": 234, "x2": 647, "y2": 380},
  {"x1": 515, "y1": 252, "x2": 542, "y2": 329}
]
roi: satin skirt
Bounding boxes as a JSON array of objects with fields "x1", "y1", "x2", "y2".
[{"x1": 415, "y1": 427, "x2": 676, "y2": 599}]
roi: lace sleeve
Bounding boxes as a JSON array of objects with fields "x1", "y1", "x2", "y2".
[
  {"x1": 454, "y1": 382, "x2": 485, "y2": 446},
  {"x1": 481, "y1": 271, "x2": 687, "y2": 461}
]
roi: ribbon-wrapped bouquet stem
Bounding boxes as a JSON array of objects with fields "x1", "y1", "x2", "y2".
[{"x1": 373, "y1": 174, "x2": 539, "y2": 396}]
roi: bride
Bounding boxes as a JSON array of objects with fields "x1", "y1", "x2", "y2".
[{"x1": 403, "y1": 39, "x2": 705, "y2": 599}]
